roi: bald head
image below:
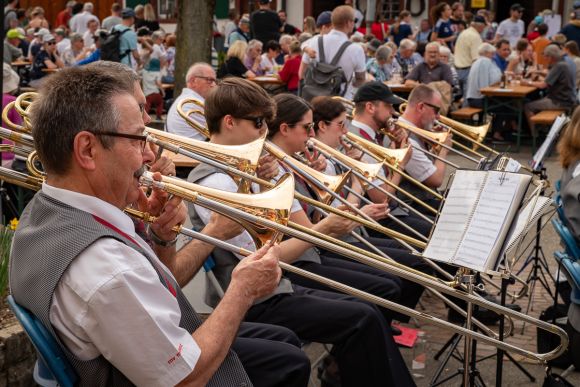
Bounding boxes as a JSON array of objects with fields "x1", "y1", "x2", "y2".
[{"x1": 186, "y1": 63, "x2": 217, "y2": 99}]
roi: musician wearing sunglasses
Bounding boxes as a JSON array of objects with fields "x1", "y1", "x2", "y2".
[
  {"x1": 29, "y1": 34, "x2": 64, "y2": 88},
  {"x1": 10, "y1": 66, "x2": 309, "y2": 387},
  {"x1": 187, "y1": 77, "x2": 408, "y2": 387},
  {"x1": 348, "y1": 82, "x2": 434, "y2": 238},
  {"x1": 398, "y1": 84, "x2": 451, "y2": 212}
]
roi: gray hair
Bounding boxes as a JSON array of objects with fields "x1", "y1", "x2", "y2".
[
  {"x1": 376, "y1": 46, "x2": 392, "y2": 62},
  {"x1": 438, "y1": 45, "x2": 451, "y2": 56},
  {"x1": 151, "y1": 31, "x2": 164, "y2": 41},
  {"x1": 247, "y1": 39, "x2": 263, "y2": 50},
  {"x1": 478, "y1": 42, "x2": 496, "y2": 56},
  {"x1": 30, "y1": 66, "x2": 135, "y2": 175},
  {"x1": 279, "y1": 34, "x2": 293, "y2": 45},
  {"x1": 87, "y1": 61, "x2": 140, "y2": 83},
  {"x1": 425, "y1": 41, "x2": 441, "y2": 51},
  {"x1": 185, "y1": 62, "x2": 214, "y2": 83},
  {"x1": 69, "y1": 32, "x2": 83, "y2": 42},
  {"x1": 298, "y1": 32, "x2": 312, "y2": 43},
  {"x1": 544, "y1": 44, "x2": 562, "y2": 60},
  {"x1": 399, "y1": 38, "x2": 416, "y2": 51},
  {"x1": 83, "y1": 2, "x2": 93, "y2": 12}
]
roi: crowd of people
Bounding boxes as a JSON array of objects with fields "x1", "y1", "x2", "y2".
[{"x1": 4, "y1": 2, "x2": 580, "y2": 387}]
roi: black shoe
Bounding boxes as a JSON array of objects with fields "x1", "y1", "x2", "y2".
[{"x1": 391, "y1": 325, "x2": 402, "y2": 336}]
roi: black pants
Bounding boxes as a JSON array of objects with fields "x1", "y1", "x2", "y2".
[
  {"x1": 318, "y1": 237, "x2": 431, "y2": 323},
  {"x1": 245, "y1": 285, "x2": 415, "y2": 387},
  {"x1": 234, "y1": 322, "x2": 310, "y2": 387},
  {"x1": 285, "y1": 254, "x2": 402, "y2": 323},
  {"x1": 372, "y1": 211, "x2": 434, "y2": 242}
]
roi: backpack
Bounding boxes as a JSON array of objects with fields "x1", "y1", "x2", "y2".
[
  {"x1": 99, "y1": 28, "x2": 131, "y2": 62},
  {"x1": 301, "y1": 36, "x2": 352, "y2": 101}
]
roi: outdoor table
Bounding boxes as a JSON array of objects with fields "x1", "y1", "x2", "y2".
[{"x1": 480, "y1": 82, "x2": 537, "y2": 152}]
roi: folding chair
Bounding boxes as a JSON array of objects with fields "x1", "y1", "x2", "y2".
[{"x1": 7, "y1": 295, "x2": 77, "y2": 387}]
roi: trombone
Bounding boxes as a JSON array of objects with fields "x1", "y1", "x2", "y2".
[{"x1": 0, "y1": 163, "x2": 567, "y2": 364}]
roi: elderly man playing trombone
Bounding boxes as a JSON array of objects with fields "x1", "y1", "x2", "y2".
[{"x1": 9, "y1": 65, "x2": 313, "y2": 387}]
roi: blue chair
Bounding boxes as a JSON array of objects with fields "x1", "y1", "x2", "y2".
[
  {"x1": 555, "y1": 251, "x2": 580, "y2": 304},
  {"x1": 7, "y1": 295, "x2": 78, "y2": 387},
  {"x1": 203, "y1": 255, "x2": 225, "y2": 298},
  {"x1": 552, "y1": 218, "x2": 580, "y2": 261}
]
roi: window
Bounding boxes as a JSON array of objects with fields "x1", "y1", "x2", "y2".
[{"x1": 157, "y1": 0, "x2": 177, "y2": 21}]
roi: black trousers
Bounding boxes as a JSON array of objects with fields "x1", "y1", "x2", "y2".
[
  {"x1": 285, "y1": 254, "x2": 402, "y2": 323},
  {"x1": 245, "y1": 285, "x2": 415, "y2": 387},
  {"x1": 317, "y1": 237, "x2": 431, "y2": 323},
  {"x1": 234, "y1": 322, "x2": 310, "y2": 387},
  {"x1": 372, "y1": 211, "x2": 434, "y2": 242}
]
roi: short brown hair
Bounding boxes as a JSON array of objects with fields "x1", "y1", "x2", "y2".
[
  {"x1": 30, "y1": 67, "x2": 135, "y2": 175},
  {"x1": 331, "y1": 5, "x2": 354, "y2": 29},
  {"x1": 204, "y1": 77, "x2": 275, "y2": 135},
  {"x1": 311, "y1": 96, "x2": 346, "y2": 133},
  {"x1": 558, "y1": 106, "x2": 580, "y2": 168},
  {"x1": 408, "y1": 84, "x2": 438, "y2": 107}
]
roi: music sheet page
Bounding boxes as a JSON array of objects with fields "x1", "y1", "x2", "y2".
[
  {"x1": 423, "y1": 170, "x2": 485, "y2": 263},
  {"x1": 453, "y1": 172, "x2": 526, "y2": 271}
]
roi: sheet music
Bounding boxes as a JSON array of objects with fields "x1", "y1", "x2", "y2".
[
  {"x1": 502, "y1": 196, "x2": 554, "y2": 258},
  {"x1": 423, "y1": 170, "x2": 486, "y2": 262},
  {"x1": 453, "y1": 172, "x2": 523, "y2": 271},
  {"x1": 531, "y1": 115, "x2": 567, "y2": 170}
]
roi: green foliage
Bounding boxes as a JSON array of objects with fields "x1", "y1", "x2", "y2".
[{"x1": 0, "y1": 226, "x2": 14, "y2": 298}]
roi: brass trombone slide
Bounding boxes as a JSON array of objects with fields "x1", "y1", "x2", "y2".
[{"x1": 136, "y1": 171, "x2": 568, "y2": 363}]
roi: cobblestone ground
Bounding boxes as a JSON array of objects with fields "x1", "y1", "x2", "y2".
[{"x1": 304, "y1": 145, "x2": 580, "y2": 386}]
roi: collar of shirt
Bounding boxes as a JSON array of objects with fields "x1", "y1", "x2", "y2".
[
  {"x1": 41, "y1": 182, "x2": 138, "y2": 240},
  {"x1": 180, "y1": 87, "x2": 205, "y2": 104},
  {"x1": 351, "y1": 119, "x2": 378, "y2": 142},
  {"x1": 328, "y1": 29, "x2": 348, "y2": 41}
]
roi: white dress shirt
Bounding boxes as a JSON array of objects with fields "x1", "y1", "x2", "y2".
[
  {"x1": 166, "y1": 88, "x2": 207, "y2": 141},
  {"x1": 397, "y1": 117, "x2": 437, "y2": 182},
  {"x1": 46, "y1": 183, "x2": 200, "y2": 387},
  {"x1": 349, "y1": 120, "x2": 388, "y2": 186}
]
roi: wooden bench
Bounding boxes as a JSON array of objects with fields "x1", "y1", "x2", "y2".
[
  {"x1": 450, "y1": 107, "x2": 483, "y2": 121},
  {"x1": 530, "y1": 110, "x2": 567, "y2": 126}
]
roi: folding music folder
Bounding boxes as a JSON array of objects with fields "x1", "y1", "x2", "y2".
[{"x1": 422, "y1": 169, "x2": 535, "y2": 274}]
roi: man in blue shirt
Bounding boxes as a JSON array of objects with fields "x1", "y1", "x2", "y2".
[
  {"x1": 492, "y1": 39, "x2": 511, "y2": 73},
  {"x1": 112, "y1": 8, "x2": 140, "y2": 68}
]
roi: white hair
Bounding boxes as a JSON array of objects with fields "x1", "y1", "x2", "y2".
[
  {"x1": 83, "y1": 2, "x2": 94, "y2": 12},
  {"x1": 399, "y1": 38, "x2": 416, "y2": 51},
  {"x1": 376, "y1": 46, "x2": 392, "y2": 61},
  {"x1": 425, "y1": 41, "x2": 441, "y2": 51},
  {"x1": 438, "y1": 45, "x2": 451, "y2": 56},
  {"x1": 186, "y1": 62, "x2": 214, "y2": 83},
  {"x1": 247, "y1": 39, "x2": 263, "y2": 50},
  {"x1": 478, "y1": 42, "x2": 496, "y2": 56},
  {"x1": 279, "y1": 34, "x2": 293, "y2": 45}
]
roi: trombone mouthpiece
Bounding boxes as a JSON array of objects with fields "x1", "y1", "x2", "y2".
[{"x1": 306, "y1": 140, "x2": 314, "y2": 151}]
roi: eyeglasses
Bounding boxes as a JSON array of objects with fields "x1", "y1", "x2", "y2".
[
  {"x1": 93, "y1": 131, "x2": 148, "y2": 153},
  {"x1": 46, "y1": 41, "x2": 56, "y2": 45},
  {"x1": 289, "y1": 122, "x2": 315, "y2": 131},
  {"x1": 194, "y1": 75, "x2": 218, "y2": 84},
  {"x1": 423, "y1": 102, "x2": 441, "y2": 115},
  {"x1": 238, "y1": 115, "x2": 266, "y2": 129},
  {"x1": 324, "y1": 120, "x2": 346, "y2": 129}
]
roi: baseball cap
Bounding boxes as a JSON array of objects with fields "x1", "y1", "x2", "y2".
[
  {"x1": 43, "y1": 34, "x2": 56, "y2": 43},
  {"x1": 316, "y1": 11, "x2": 332, "y2": 27},
  {"x1": 353, "y1": 82, "x2": 403, "y2": 105},
  {"x1": 121, "y1": 8, "x2": 136, "y2": 19},
  {"x1": 258, "y1": 0, "x2": 271, "y2": 4},
  {"x1": 510, "y1": 4, "x2": 524, "y2": 12},
  {"x1": 473, "y1": 15, "x2": 486, "y2": 24},
  {"x1": 6, "y1": 29, "x2": 24, "y2": 39}
]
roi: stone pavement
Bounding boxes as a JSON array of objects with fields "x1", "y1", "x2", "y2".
[{"x1": 303, "y1": 144, "x2": 580, "y2": 386}]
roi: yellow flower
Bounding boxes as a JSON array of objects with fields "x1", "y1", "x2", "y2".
[{"x1": 9, "y1": 218, "x2": 18, "y2": 231}]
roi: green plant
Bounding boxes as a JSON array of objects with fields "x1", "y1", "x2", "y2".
[{"x1": 0, "y1": 221, "x2": 16, "y2": 298}]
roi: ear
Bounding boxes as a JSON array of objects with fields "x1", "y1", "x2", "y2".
[
  {"x1": 222, "y1": 114, "x2": 236, "y2": 133},
  {"x1": 73, "y1": 131, "x2": 99, "y2": 172},
  {"x1": 317, "y1": 120, "x2": 327, "y2": 133},
  {"x1": 279, "y1": 122, "x2": 291, "y2": 136}
]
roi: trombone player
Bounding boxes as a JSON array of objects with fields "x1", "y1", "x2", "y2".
[
  {"x1": 397, "y1": 84, "x2": 451, "y2": 212},
  {"x1": 9, "y1": 65, "x2": 313, "y2": 386}
]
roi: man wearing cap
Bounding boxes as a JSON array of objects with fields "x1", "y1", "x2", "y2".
[
  {"x1": 250, "y1": 0, "x2": 282, "y2": 45},
  {"x1": 561, "y1": 2, "x2": 580, "y2": 49},
  {"x1": 111, "y1": 8, "x2": 140, "y2": 68},
  {"x1": 29, "y1": 34, "x2": 64, "y2": 88},
  {"x1": 4, "y1": 29, "x2": 23, "y2": 64},
  {"x1": 348, "y1": 81, "x2": 434, "y2": 236},
  {"x1": 454, "y1": 15, "x2": 485, "y2": 99},
  {"x1": 495, "y1": 4, "x2": 525, "y2": 48},
  {"x1": 300, "y1": 5, "x2": 366, "y2": 100},
  {"x1": 300, "y1": 11, "x2": 333, "y2": 61}
]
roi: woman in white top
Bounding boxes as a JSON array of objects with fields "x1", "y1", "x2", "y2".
[
  {"x1": 260, "y1": 40, "x2": 281, "y2": 75},
  {"x1": 506, "y1": 38, "x2": 535, "y2": 78}
]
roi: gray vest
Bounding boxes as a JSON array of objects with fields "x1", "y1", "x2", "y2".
[
  {"x1": 9, "y1": 191, "x2": 251, "y2": 387},
  {"x1": 186, "y1": 163, "x2": 294, "y2": 308},
  {"x1": 561, "y1": 159, "x2": 580, "y2": 241},
  {"x1": 399, "y1": 133, "x2": 436, "y2": 203}
]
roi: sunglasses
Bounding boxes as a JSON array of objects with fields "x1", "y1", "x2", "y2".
[
  {"x1": 238, "y1": 115, "x2": 266, "y2": 129},
  {"x1": 93, "y1": 131, "x2": 148, "y2": 153},
  {"x1": 46, "y1": 41, "x2": 56, "y2": 45},
  {"x1": 324, "y1": 120, "x2": 346, "y2": 129},
  {"x1": 289, "y1": 122, "x2": 315, "y2": 131},
  {"x1": 423, "y1": 102, "x2": 441, "y2": 115}
]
